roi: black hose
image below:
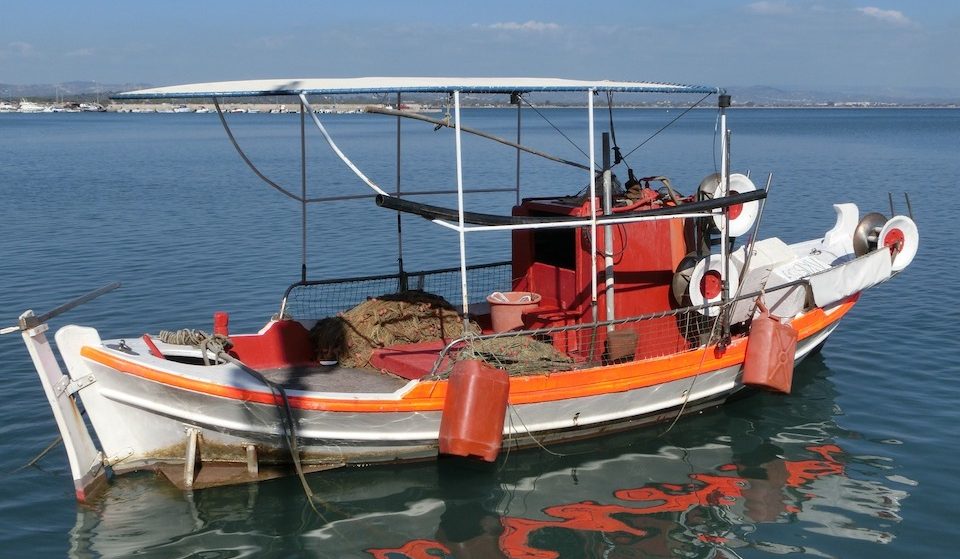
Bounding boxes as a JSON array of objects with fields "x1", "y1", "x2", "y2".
[{"x1": 375, "y1": 189, "x2": 766, "y2": 226}]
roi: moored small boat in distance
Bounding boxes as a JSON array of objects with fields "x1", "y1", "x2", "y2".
[
  {"x1": 17, "y1": 99, "x2": 46, "y2": 113},
  {"x1": 4, "y1": 77, "x2": 919, "y2": 501}
]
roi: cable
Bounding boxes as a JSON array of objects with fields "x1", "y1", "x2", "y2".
[
  {"x1": 622, "y1": 92, "x2": 714, "y2": 160},
  {"x1": 520, "y1": 95, "x2": 596, "y2": 169},
  {"x1": 606, "y1": 92, "x2": 623, "y2": 166},
  {"x1": 213, "y1": 98, "x2": 304, "y2": 202}
]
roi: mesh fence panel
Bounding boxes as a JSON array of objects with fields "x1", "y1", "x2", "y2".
[
  {"x1": 282, "y1": 261, "x2": 513, "y2": 320},
  {"x1": 436, "y1": 306, "x2": 724, "y2": 377}
]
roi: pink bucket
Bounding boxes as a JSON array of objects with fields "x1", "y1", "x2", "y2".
[{"x1": 486, "y1": 291, "x2": 541, "y2": 333}]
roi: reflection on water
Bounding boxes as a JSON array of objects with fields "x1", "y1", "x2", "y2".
[{"x1": 67, "y1": 354, "x2": 908, "y2": 558}]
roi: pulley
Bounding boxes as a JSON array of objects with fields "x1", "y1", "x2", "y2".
[
  {"x1": 686, "y1": 254, "x2": 740, "y2": 317},
  {"x1": 697, "y1": 173, "x2": 760, "y2": 237},
  {"x1": 852, "y1": 212, "x2": 888, "y2": 257},
  {"x1": 878, "y1": 215, "x2": 918, "y2": 272},
  {"x1": 671, "y1": 252, "x2": 700, "y2": 306}
]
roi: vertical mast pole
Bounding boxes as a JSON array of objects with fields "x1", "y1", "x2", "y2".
[
  {"x1": 588, "y1": 89, "x2": 598, "y2": 328},
  {"x1": 602, "y1": 133, "x2": 615, "y2": 332},
  {"x1": 454, "y1": 91, "x2": 469, "y2": 318},
  {"x1": 396, "y1": 92, "x2": 406, "y2": 290},
  {"x1": 514, "y1": 92, "x2": 522, "y2": 206},
  {"x1": 718, "y1": 93, "x2": 732, "y2": 341},
  {"x1": 300, "y1": 98, "x2": 307, "y2": 282}
]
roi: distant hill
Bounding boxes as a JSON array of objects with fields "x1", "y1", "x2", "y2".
[
  {"x1": 0, "y1": 81, "x2": 151, "y2": 102},
  {"x1": 728, "y1": 85, "x2": 960, "y2": 106},
  {"x1": 4, "y1": 81, "x2": 958, "y2": 107}
]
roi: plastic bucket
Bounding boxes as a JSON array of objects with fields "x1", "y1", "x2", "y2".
[{"x1": 486, "y1": 291, "x2": 541, "y2": 333}]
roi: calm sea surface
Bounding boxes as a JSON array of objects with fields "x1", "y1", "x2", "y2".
[{"x1": 0, "y1": 108, "x2": 957, "y2": 558}]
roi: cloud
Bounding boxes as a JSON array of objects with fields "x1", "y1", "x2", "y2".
[
  {"x1": 856, "y1": 7, "x2": 915, "y2": 27},
  {"x1": 7, "y1": 41, "x2": 36, "y2": 57},
  {"x1": 66, "y1": 48, "x2": 96, "y2": 57},
  {"x1": 746, "y1": 1, "x2": 793, "y2": 16},
  {"x1": 486, "y1": 21, "x2": 561, "y2": 32}
]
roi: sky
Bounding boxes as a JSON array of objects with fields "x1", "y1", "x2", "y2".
[{"x1": 1, "y1": 0, "x2": 958, "y2": 91}]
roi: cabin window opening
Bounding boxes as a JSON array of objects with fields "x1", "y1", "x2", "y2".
[{"x1": 531, "y1": 224, "x2": 576, "y2": 270}]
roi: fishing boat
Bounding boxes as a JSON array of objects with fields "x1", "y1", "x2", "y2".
[
  {"x1": 17, "y1": 99, "x2": 46, "y2": 113},
  {"x1": 4, "y1": 78, "x2": 918, "y2": 501}
]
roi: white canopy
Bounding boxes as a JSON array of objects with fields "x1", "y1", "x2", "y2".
[{"x1": 114, "y1": 77, "x2": 722, "y2": 99}]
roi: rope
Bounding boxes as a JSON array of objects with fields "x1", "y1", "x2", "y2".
[
  {"x1": 606, "y1": 92, "x2": 624, "y2": 165},
  {"x1": 213, "y1": 98, "x2": 304, "y2": 202},
  {"x1": 15, "y1": 435, "x2": 63, "y2": 472},
  {"x1": 156, "y1": 328, "x2": 328, "y2": 518},
  {"x1": 659, "y1": 305, "x2": 726, "y2": 437},
  {"x1": 519, "y1": 95, "x2": 596, "y2": 169},
  {"x1": 158, "y1": 328, "x2": 230, "y2": 366},
  {"x1": 622, "y1": 92, "x2": 714, "y2": 160},
  {"x1": 508, "y1": 404, "x2": 568, "y2": 457}
]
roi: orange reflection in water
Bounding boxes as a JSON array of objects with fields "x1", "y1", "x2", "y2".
[{"x1": 367, "y1": 445, "x2": 844, "y2": 559}]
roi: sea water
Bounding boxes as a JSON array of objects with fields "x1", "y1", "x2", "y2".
[{"x1": 0, "y1": 108, "x2": 956, "y2": 558}]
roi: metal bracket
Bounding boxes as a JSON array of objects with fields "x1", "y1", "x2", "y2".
[
  {"x1": 68, "y1": 374, "x2": 96, "y2": 396},
  {"x1": 53, "y1": 373, "x2": 96, "y2": 398},
  {"x1": 103, "y1": 448, "x2": 134, "y2": 466}
]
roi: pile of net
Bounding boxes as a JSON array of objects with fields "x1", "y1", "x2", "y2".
[
  {"x1": 455, "y1": 336, "x2": 574, "y2": 376},
  {"x1": 309, "y1": 290, "x2": 478, "y2": 369}
]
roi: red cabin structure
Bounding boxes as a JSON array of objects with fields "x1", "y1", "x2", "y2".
[{"x1": 511, "y1": 194, "x2": 695, "y2": 361}]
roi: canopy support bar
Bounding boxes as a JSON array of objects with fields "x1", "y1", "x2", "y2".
[
  {"x1": 515, "y1": 93, "x2": 522, "y2": 204},
  {"x1": 300, "y1": 100, "x2": 307, "y2": 281},
  {"x1": 365, "y1": 106, "x2": 590, "y2": 171},
  {"x1": 396, "y1": 92, "x2": 405, "y2": 290},
  {"x1": 588, "y1": 89, "x2": 599, "y2": 331},
  {"x1": 454, "y1": 91, "x2": 469, "y2": 318},
  {"x1": 298, "y1": 94, "x2": 388, "y2": 196}
]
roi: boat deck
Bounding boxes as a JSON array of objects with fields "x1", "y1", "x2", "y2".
[{"x1": 259, "y1": 364, "x2": 411, "y2": 394}]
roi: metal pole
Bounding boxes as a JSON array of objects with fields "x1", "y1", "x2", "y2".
[
  {"x1": 300, "y1": 99, "x2": 307, "y2": 282},
  {"x1": 588, "y1": 90, "x2": 598, "y2": 328},
  {"x1": 718, "y1": 93, "x2": 731, "y2": 343},
  {"x1": 454, "y1": 91, "x2": 469, "y2": 318},
  {"x1": 515, "y1": 92, "x2": 522, "y2": 206},
  {"x1": 602, "y1": 133, "x2": 615, "y2": 332},
  {"x1": 396, "y1": 92, "x2": 406, "y2": 290}
]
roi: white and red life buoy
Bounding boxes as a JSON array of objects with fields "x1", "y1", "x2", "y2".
[
  {"x1": 698, "y1": 173, "x2": 760, "y2": 237},
  {"x1": 878, "y1": 215, "x2": 919, "y2": 272}
]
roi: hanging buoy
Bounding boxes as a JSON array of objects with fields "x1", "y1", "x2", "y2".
[
  {"x1": 878, "y1": 215, "x2": 918, "y2": 272},
  {"x1": 438, "y1": 360, "x2": 510, "y2": 462},
  {"x1": 688, "y1": 254, "x2": 740, "y2": 316},
  {"x1": 742, "y1": 301, "x2": 798, "y2": 394},
  {"x1": 698, "y1": 173, "x2": 760, "y2": 237}
]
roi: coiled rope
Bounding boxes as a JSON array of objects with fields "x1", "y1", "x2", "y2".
[{"x1": 158, "y1": 329, "x2": 230, "y2": 366}]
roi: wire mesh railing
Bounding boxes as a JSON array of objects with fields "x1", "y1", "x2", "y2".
[
  {"x1": 279, "y1": 261, "x2": 513, "y2": 320},
  {"x1": 427, "y1": 302, "x2": 727, "y2": 377}
]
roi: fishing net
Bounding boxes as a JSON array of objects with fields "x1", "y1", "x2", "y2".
[
  {"x1": 454, "y1": 335, "x2": 574, "y2": 376},
  {"x1": 310, "y1": 290, "x2": 479, "y2": 369}
]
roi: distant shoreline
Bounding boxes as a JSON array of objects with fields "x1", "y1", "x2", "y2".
[{"x1": 4, "y1": 100, "x2": 959, "y2": 114}]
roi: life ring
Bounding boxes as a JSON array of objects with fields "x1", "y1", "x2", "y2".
[
  {"x1": 878, "y1": 215, "x2": 918, "y2": 272},
  {"x1": 697, "y1": 173, "x2": 760, "y2": 237},
  {"x1": 687, "y1": 254, "x2": 741, "y2": 316}
]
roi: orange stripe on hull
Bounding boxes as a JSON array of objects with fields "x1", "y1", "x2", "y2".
[{"x1": 80, "y1": 297, "x2": 857, "y2": 413}]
